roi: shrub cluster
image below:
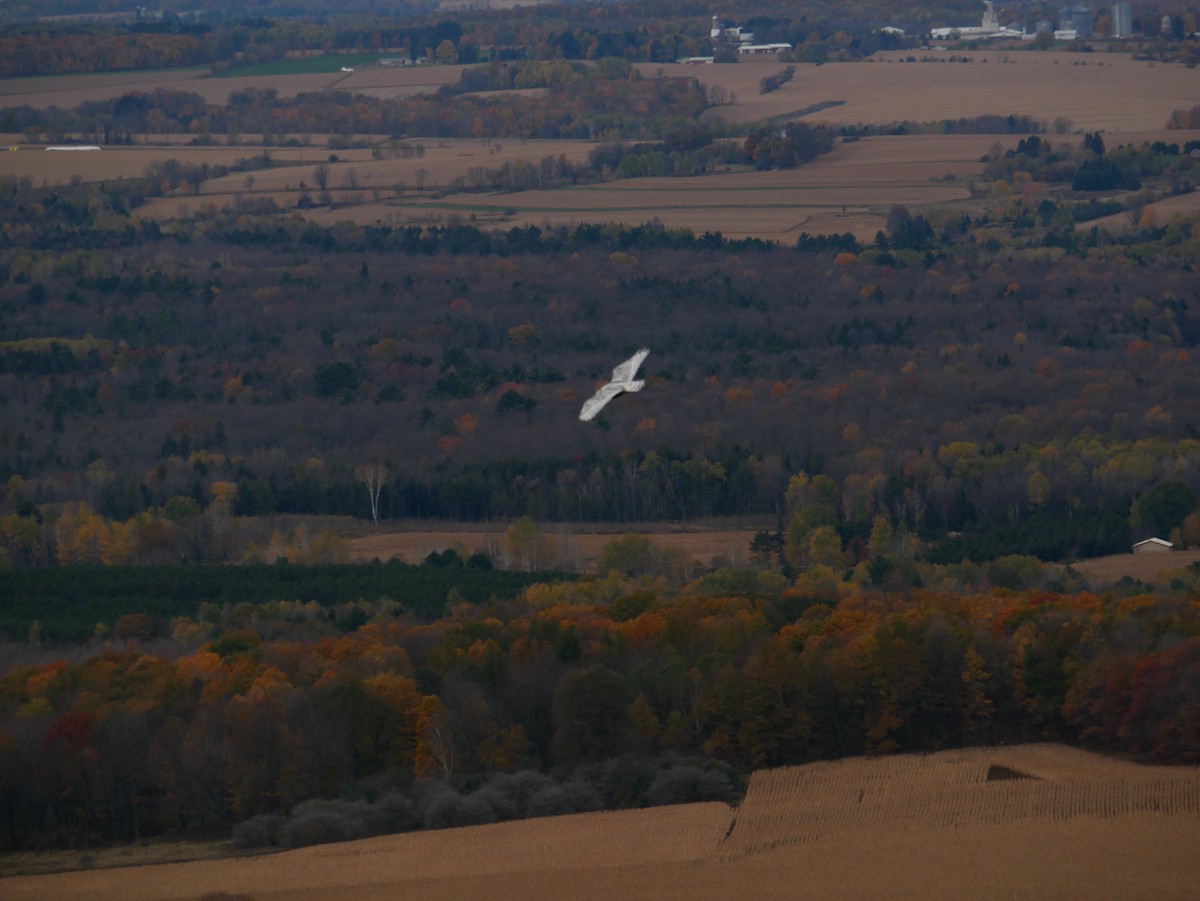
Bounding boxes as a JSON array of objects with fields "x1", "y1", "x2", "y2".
[{"x1": 232, "y1": 756, "x2": 738, "y2": 850}]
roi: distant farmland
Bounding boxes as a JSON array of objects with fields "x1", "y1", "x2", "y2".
[{"x1": 3, "y1": 50, "x2": 1200, "y2": 240}]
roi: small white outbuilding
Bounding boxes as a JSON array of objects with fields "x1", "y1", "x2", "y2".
[{"x1": 1132, "y1": 537, "x2": 1174, "y2": 554}]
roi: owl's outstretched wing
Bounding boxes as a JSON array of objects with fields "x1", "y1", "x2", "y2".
[
  {"x1": 579, "y1": 382, "x2": 623, "y2": 421},
  {"x1": 611, "y1": 347, "x2": 650, "y2": 385}
]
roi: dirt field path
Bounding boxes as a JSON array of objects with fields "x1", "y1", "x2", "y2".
[{"x1": 5, "y1": 745, "x2": 1197, "y2": 901}]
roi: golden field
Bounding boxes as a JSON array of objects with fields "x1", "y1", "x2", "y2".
[
  {"x1": 679, "y1": 50, "x2": 1200, "y2": 133},
  {"x1": 1067, "y1": 549, "x2": 1200, "y2": 586},
  {"x1": 344, "y1": 523, "x2": 760, "y2": 570},
  {"x1": 4, "y1": 744, "x2": 1197, "y2": 900},
  {"x1": 344, "y1": 524, "x2": 1200, "y2": 588},
  {"x1": 3, "y1": 51, "x2": 1200, "y2": 240}
]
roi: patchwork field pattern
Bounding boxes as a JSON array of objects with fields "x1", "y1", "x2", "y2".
[{"x1": 5, "y1": 51, "x2": 1200, "y2": 240}]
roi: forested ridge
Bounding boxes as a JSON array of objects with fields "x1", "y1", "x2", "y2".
[
  {"x1": 5, "y1": 169, "x2": 1200, "y2": 568},
  {"x1": 2, "y1": 572, "x2": 1198, "y2": 850}
]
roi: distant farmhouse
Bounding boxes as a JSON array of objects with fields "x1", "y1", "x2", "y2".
[
  {"x1": 1132, "y1": 537, "x2": 1174, "y2": 554},
  {"x1": 705, "y1": 16, "x2": 792, "y2": 60},
  {"x1": 711, "y1": 15, "x2": 754, "y2": 46},
  {"x1": 930, "y1": 1, "x2": 1024, "y2": 41},
  {"x1": 931, "y1": 1, "x2": 1137, "y2": 42},
  {"x1": 1058, "y1": 3, "x2": 1094, "y2": 39}
]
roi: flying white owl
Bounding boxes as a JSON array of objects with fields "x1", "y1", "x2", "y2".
[{"x1": 579, "y1": 347, "x2": 651, "y2": 421}]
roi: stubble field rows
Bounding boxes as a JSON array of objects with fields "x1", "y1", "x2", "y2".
[
  {"x1": 5, "y1": 745, "x2": 1197, "y2": 901},
  {"x1": 721, "y1": 744, "x2": 1200, "y2": 859}
]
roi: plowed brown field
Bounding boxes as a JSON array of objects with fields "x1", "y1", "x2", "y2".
[
  {"x1": 5, "y1": 745, "x2": 1197, "y2": 900},
  {"x1": 678, "y1": 50, "x2": 1200, "y2": 133}
]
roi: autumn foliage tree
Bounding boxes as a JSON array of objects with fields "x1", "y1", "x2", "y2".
[{"x1": 2, "y1": 572, "x2": 1198, "y2": 851}]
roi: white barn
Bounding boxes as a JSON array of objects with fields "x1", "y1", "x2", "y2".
[{"x1": 1132, "y1": 537, "x2": 1174, "y2": 554}]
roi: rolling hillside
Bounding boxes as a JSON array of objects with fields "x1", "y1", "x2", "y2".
[{"x1": 6, "y1": 744, "x2": 1198, "y2": 901}]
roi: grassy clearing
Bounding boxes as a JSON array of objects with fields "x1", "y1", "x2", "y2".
[
  {"x1": 1067, "y1": 549, "x2": 1200, "y2": 586},
  {"x1": 345, "y1": 525, "x2": 761, "y2": 570},
  {"x1": 0, "y1": 840, "x2": 243, "y2": 878},
  {"x1": 721, "y1": 744, "x2": 1200, "y2": 861}
]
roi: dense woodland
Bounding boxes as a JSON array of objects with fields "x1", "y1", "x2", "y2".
[
  {"x1": 4, "y1": 0, "x2": 1200, "y2": 860},
  {"x1": 2, "y1": 572, "x2": 1198, "y2": 850},
  {"x1": 6, "y1": 125, "x2": 1200, "y2": 570}
]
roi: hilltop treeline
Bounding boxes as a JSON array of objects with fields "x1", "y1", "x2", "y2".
[
  {"x1": 2, "y1": 574, "x2": 1197, "y2": 851},
  {"x1": 4, "y1": 60, "x2": 711, "y2": 143},
  {"x1": 0, "y1": 0, "x2": 944, "y2": 77}
]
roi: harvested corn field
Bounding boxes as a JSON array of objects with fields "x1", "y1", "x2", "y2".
[
  {"x1": 720, "y1": 744, "x2": 1200, "y2": 860},
  {"x1": 5, "y1": 744, "x2": 1198, "y2": 901}
]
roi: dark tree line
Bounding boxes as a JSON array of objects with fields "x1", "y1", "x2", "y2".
[
  {"x1": 2, "y1": 577, "x2": 1197, "y2": 850},
  {"x1": 5, "y1": 63, "x2": 711, "y2": 143},
  {"x1": 0, "y1": 559, "x2": 566, "y2": 643}
]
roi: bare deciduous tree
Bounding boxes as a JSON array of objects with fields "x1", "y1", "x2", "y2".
[{"x1": 357, "y1": 464, "x2": 387, "y2": 526}]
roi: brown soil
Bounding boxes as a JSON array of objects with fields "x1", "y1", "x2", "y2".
[
  {"x1": 116, "y1": 132, "x2": 1018, "y2": 243},
  {"x1": 675, "y1": 50, "x2": 1200, "y2": 133},
  {"x1": 5, "y1": 744, "x2": 1197, "y2": 900}
]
